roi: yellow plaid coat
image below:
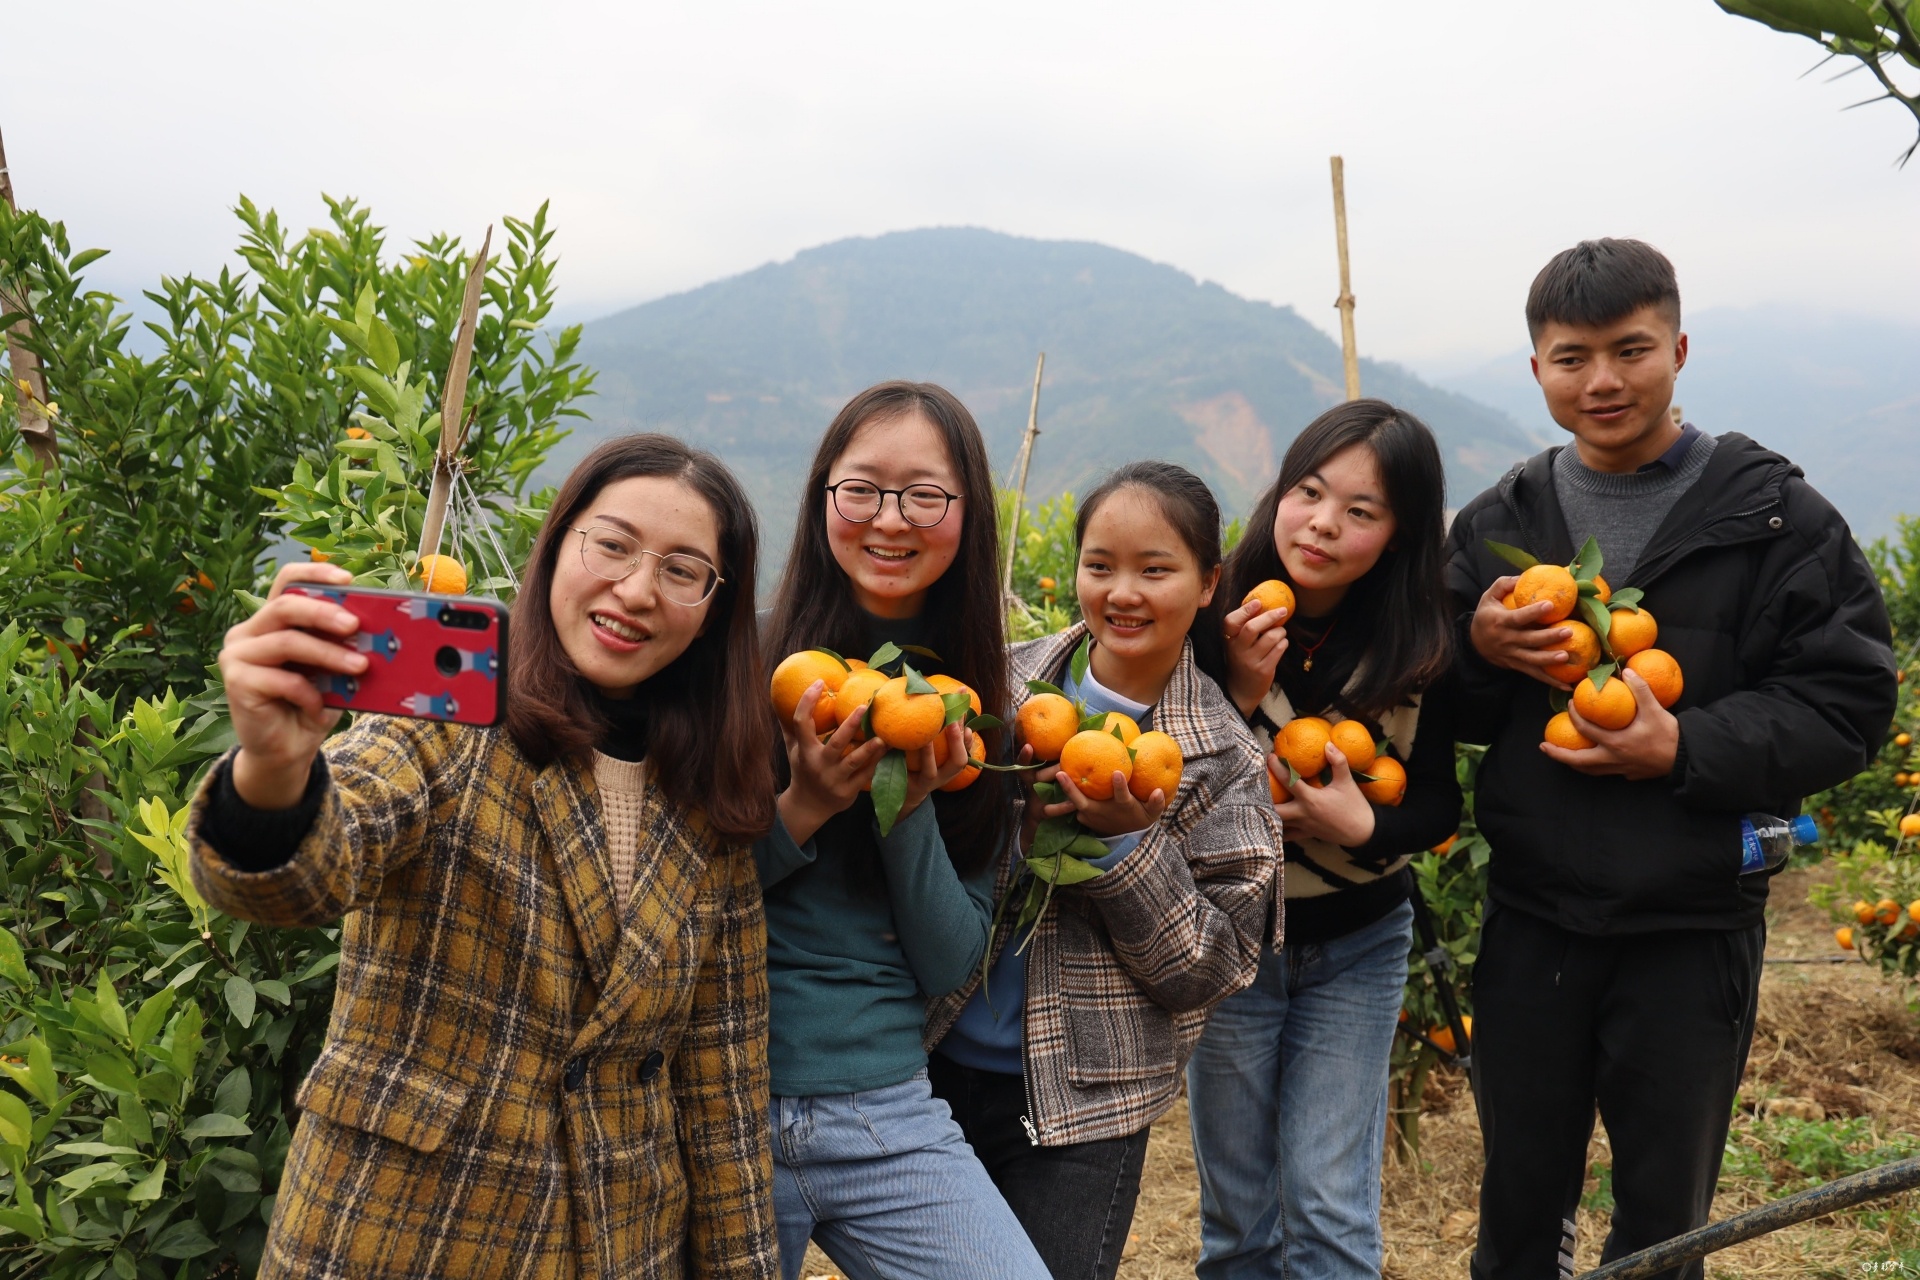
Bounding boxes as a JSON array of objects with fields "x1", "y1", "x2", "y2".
[{"x1": 187, "y1": 715, "x2": 778, "y2": 1280}]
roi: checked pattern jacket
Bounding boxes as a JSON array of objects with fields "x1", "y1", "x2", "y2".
[
  {"x1": 924, "y1": 624, "x2": 1283, "y2": 1145},
  {"x1": 188, "y1": 716, "x2": 778, "y2": 1280}
]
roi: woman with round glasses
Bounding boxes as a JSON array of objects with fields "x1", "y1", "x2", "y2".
[
  {"x1": 187, "y1": 434, "x2": 781, "y2": 1278},
  {"x1": 757, "y1": 382, "x2": 1046, "y2": 1279}
]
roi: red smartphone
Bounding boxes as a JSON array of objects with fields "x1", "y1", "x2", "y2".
[{"x1": 286, "y1": 584, "x2": 509, "y2": 727}]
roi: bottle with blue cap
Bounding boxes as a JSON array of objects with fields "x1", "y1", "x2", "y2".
[{"x1": 1739, "y1": 812, "x2": 1818, "y2": 876}]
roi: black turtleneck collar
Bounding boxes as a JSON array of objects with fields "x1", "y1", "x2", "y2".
[{"x1": 589, "y1": 687, "x2": 651, "y2": 762}]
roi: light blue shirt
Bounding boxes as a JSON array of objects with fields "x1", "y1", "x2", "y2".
[{"x1": 936, "y1": 661, "x2": 1152, "y2": 1075}]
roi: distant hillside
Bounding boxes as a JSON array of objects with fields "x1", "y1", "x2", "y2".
[
  {"x1": 1439, "y1": 308, "x2": 1920, "y2": 541},
  {"x1": 558, "y1": 228, "x2": 1544, "y2": 558}
]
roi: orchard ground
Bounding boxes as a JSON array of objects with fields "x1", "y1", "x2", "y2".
[{"x1": 802, "y1": 862, "x2": 1920, "y2": 1280}]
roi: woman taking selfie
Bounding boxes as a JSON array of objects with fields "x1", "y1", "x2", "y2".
[
  {"x1": 188, "y1": 434, "x2": 779, "y2": 1279},
  {"x1": 1186, "y1": 400, "x2": 1461, "y2": 1279},
  {"x1": 925, "y1": 461, "x2": 1280, "y2": 1280}
]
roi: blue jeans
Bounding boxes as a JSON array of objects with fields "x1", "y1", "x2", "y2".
[
  {"x1": 771, "y1": 1070, "x2": 1050, "y2": 1280},
  {"x1": 1185, "y1": 901, "x2": 1413, "y2": 1280}
]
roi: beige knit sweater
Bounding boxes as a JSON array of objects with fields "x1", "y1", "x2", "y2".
[{"x1": 592, "y1": 752, "x2": 650, "y2": 906}]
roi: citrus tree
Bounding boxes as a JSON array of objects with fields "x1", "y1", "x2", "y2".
[{"x1": 1716, "y1": 0, "x2": 1920, "y2": 166}]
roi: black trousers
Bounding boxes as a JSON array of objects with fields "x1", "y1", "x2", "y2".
[
  {"x1": 927, "y1": 1053, "x2": 1150, "y2": 1280},
  {"x1": 1469, "y1": 904, "x2": 1764, "y2": 1280}
]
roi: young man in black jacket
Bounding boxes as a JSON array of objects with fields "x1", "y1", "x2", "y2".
[{"x1": 1444, "y1": 238, "x2": 1896, "y2": 1280}]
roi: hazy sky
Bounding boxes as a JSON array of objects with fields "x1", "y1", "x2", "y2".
[{"x1": 7, "y1": 1, "x2": 1917, "y2": 372}]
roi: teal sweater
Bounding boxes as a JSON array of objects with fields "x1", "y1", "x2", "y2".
[{"x1": 756, "y1": 797, "x2": 994, "y2": 1095}]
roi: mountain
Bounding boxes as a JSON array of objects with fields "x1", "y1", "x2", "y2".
[
  {"x1": 557, "y1": 227, "x2": 1545, "y2": 561},
  {"x1": 1438, "y1": 308, "x2": 1920, "y2": 541}
]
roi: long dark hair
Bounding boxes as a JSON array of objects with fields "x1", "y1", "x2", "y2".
[
  {"x1": 507, "y1": 432, "x2": 775, "y2": 843},
  {"x1": 1221, "y1": 398, "x2": 1451, "y2": 720},
  {"x1": 1074, "y1": 461, "x2": 1227, "y2": 681},
  {"x1": 766, "y1": 382, "x2": 1008, "y2": 874}
]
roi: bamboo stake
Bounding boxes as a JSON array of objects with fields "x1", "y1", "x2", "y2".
[
  {"x1": 0, "y1": 126, "x2": 59, "y2": 471},
  {"x1": 416, "y1": 224, "x2": 492, "y2": 566},
  {"x1": 1329, "y1": 155, "x2": 1361, "y2": 401},
  {"x1": 1000, "y1": 352, "x2": 1046, "y2": 600}
]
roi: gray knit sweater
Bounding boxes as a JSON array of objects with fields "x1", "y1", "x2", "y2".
[{"x1": 1552, "y1": 428, "x2": 1716, "y2": 582}]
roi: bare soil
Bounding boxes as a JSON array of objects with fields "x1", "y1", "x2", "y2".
[{"x1": 805, "y1": 866, "x2": 1920, "y2": 1278}]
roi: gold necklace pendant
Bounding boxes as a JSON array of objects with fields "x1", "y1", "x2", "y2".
[{"x1": 1303, "y1": 656, "x2": 1313, "y2": 672}]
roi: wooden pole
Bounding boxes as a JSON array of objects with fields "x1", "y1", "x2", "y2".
[
  {"x1": 1000, "y1": 351, "x2": 1046, "y2": 599},
  {"x1": 0, "y1": 126, "x2": 59, "y2": 471},
  {"x1": 415, "y1": 224, "x2": 492, "y2": 566},
  {"x1": 1329, "y1": 155, "x2": 1361, "y2": 401}
]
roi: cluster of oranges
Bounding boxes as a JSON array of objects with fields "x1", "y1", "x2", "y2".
[
  {"x1": 1503, "y1": 560, "x2": 1685, "y2": 753},
  {"x1": 1015, "y1": 689, "x2": 1184, "y2": 803},
  {"x1": 1836, "y1": 896, "x2": 1920, "y2": 951},
  {"x1": 770, "y1": 648, "x2": 986, "y2": 790},
  {"x1": 1269, "y1": 715, "x2": 1406, "y2": 806}
]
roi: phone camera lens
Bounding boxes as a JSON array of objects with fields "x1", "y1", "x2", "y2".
[{"x1": 435, "y1": 646, "x2": 461, "y2": 678}]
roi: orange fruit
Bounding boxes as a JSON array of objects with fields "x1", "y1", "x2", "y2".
[
  {"x1": 1900, "y1": 773, "x2": 1912, "y2": 787},
  {"x1": 1268, "y1": 764, "x2": 1292, "y2": 805},
  {"x1": 1897, "y1": 732, "x2": 1912, "y2": 748},
  {"x1": 345, "y1": 425, "x2": 371, "y2": 439},
  {"x1": 833, "y1": 668, "x2": 890, "y2": 736},
  {"x1": 1501, "y1": 592, "x2": 1519, "y2": 610},
  {"x1": 1625, "y1": 649, "x2": 1683, "y2": 709},
  {"x1": 1128, "y1": 730, "x2": 1183, "y2": 802},
  {"x1": 1513, "y1": 565, "x2": 1578, "y2": 623},
  {"x1": 1572, "y1": 673, "x2": 1637, "y2": 731},
  {"x1": 771, "y1": 649, "x2": 851, "y2": 733},
  {"x1": 1909, "y1": 900, "x2": 1920, "y2": 924},
  {"x1": 1854, "y1": 900, "x2": 1878, "y2": 925},
  {"x1": 1899, "y1": 815, "x2": 1920, "y2": 839},
  {"x1": 1836, "y1": 926, "x2": 1854, "y2": 951},
  {"x1": 1059, "y1": 729, "x2": 1133, "y2": 800},
  {"x1": 1876, "y1": 898, "x2": 1901, "y2": 927},
  {"x1": 1543, "y1": 711, "x2": 1594, "y2": 751},
  {"x1": 941, "y1": 730, "x2": 988, "y2": 792},
  {"x1": 869, "y1": 676, "x2": 947, "y2": 751},
  {"x1": 415, "y1": 554, "x2": 468, "y2": 594},
  {"x1": 1591, "y1": 575, "x2": 1611, "y2": 603},
  {"x1": 1428, "y1": 1016, "x2": 1473, "y2": 1055},
  {"x1": 1431, "y1": 834, "x2": 1458, "y2": 856},
  {"x1": 1089, "y1": 710, "x2": 1142, "y2": 745},
  {"x1": 1542, "y1": 620, "x2": 1601, "y2": 685},
  {"x1": 308, "y1": 547, "x2": 331, "y2": 563},
  {"x1": 927, "y1": 673, "x2": 982, "y2": 718},
  {"x1": 1329, "y1": 720, "x2": 1377, "y2": 774},
  {"x1": 1607, "y1": 606, "x2": 1657, "y2": 658},
  {"x1": 1242, "y1": 579, "x2": 1295, "y2": 618},
  {"x1": 1360, "y1": 756, "x2": 1406, "y2": 806},
  {"x1": 1018, "y1": 693, "x2": 1081, "y2": 762},
  {"x1": 1280, "y1": 716, "x2": 1334, "y2": 780}
]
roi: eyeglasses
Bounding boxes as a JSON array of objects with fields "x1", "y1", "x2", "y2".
[
  {"x1": 825, "y1": 479, "x2": 963, "y2": 528},
  {"x1": 570, "y1": 527, "x2": 724, "y2": 605}
]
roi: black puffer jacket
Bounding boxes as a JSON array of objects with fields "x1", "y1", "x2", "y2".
[{"x1": 1444, "y1": 432, "x2": 1895, "y2": 935}]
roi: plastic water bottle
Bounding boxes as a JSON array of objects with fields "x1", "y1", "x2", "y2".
[{"x1": 1738, "y1": 813, "x2": 1818, "y2": 876}]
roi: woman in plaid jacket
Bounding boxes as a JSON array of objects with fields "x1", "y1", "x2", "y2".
[
  {"x1": 925, "y1": 462, "x2": 1282, "y2": 1280},
  {"x1": 188, "y1": 435, "x2": 780, "y2": 1279}
]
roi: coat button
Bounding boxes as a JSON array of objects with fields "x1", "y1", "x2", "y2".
[
  {"x1": 638, "y1": 1050, "x2": 665, "y2": 1084},
  {"x1": 1768, "y1": 516, "x2": 1783, "y2": 529},
  {"x1": 564, "y1": 1057, "x2": 587, "y2": 1091}
]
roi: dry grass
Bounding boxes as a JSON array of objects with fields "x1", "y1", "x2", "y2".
[{"x1": 806, "y1": 867, "x2": 1920, "y2": 1279}]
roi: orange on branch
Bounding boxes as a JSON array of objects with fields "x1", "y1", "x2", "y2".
[
  {"x1": 1513, "y1": 564, "x2": 1578, "y2": 623},
  {"x1": 1876, "y1": 898, "x2": 1901, "y2": 927},
  {"x1": 870, "y1": 676, "x2": 947, "y2": 751},
  {"x1": 1543, "y1": 712, "x2": 1594, "y2": 752},
  {"x1": 1059, "y1": 730, "x2": 1133, "y2": 800},
  {"x1": 1428, "y1": 1016, "x2": 1472, "y2": 1055},
  {"x1": 1625, "y1": 649, "x2": 1683, "y2": 709},
  {"x1": 1854, "y1": 900, "x2": 1878, "y2": 924},
  {"x1": 1572, "y1": 673, "x2": 1637, "y2": 731},
  {"x1": 1242, "y1": 579, "x2": 1295, "y2": 618},
  {"x1": 415, "y1": 554, "x2": 468, "y2": 595},
  {"x1": 1607, "y1": 606, "x2": 1658, "y2": 658},
  {"x1": 771, "y1": 649, "x2": 851, "y2": 733},
  {"x1": 1836, "y1": 926, "x2": 1855, "y2": 951},
  {"x1": 1542, "y1": 621, "x2": 1601, "y2": 685},
  {"x1": 1897, "y1": 732, "x2": 1913, "y2": 748},
  {"x1": 1128, "y1": 731, "x2": 1184, "y2": 802},
  {"x1": 1329, "y1": 719, "x2": 1377, "y2": 774},
  {"x1": 1018, "y1": 693, "x2": 1081, "y2": 763},
  {"x1": 1360, "y1": 756, "x2": 1407, "y2": 807}
]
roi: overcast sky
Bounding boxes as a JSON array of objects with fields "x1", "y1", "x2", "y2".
[{"x1": 7, "y1": 1, "x2": 1917, "y2": 373}]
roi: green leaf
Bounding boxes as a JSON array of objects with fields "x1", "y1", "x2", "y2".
[
  {"x1": 225, "y1": 975, "x2": 257, "y2": 1028},
  {"x1": 1079, "y1": 711, "x2": 1110, "y2": 732},
  {"x1": 0, "y1": 1205, "x2": 45, "y2": 1240},
  {"x1": 129, "y1": 989, "x2": 176, "y2": 1048},
  {"x1": 116, "y1": 1093, "x2": 153, "y2": 1148},
  {"x1": 55, "y1": 1160, "x2": 129, "y2": 1192},
  {"x1": 1729, "y1": 0, "x2": 1882, "y2": 41},
  {"x1": 1030, "y1": 814, "x2": 1081, "y2": 862},
  {"x1": 95, "y1": 971, "x2": 129, "y2": 1042},
  {"x1": 1025, "y1": 679, "x2": 1067, "y2": 698},
  {"x1": 212, "y1": 1066, "x2": 251, "y2": 1118},
  {"x1": 25, "y1": 1039, "x2": 57, "y2": 1109},
  {"x1": 151, "y1": 1218, "x2": 218, "y2": 1258},
  {"x1": 902, "y1": 664, "x2": 938, "y2": 696},
  {"x1": 866, "y1": 642, "x2": 903, "y2": 669},
  {"x1": 127, "y1": 1163, "x2": 166, "y2": 1204},
  {"x1": 1578, "y1": 594, "x2": 1612, "y2": 643},
  {"x1": 0, "y1": 931, "x2": 29, "y2": 991},
  {"x1": 1070, "y1": 636, "x2": 1092, "y2": 688},
  {"x1": 967, "y1": 713, "x2": 1004, "y2": 732},
  {"x1": 319, "y1": 315, "x2": 370, "y2": 355},
  {"x1": 365, "y1": 315, "x2": 401, "y2": 377},
  {"x1": 1064, "y1": 832, "x2": 1113, "y2": 858},
  {"x1": 253, "y1": 979, "x2": 291, "y2": 1007},
  {"x1": 941, "y1": 693, "x2": 973, "y2": 725},
  {"x1": 897, "y1": 644, "x2": 942, "y2": 662},
  {"x1": 84, "y1": 1052, "x2": 140, "y2": 1096},
  {"x1": 1026, "y1": 853, "x2": 1104, "y2": 885},
  {"x1": 809, "y1": 646, "x2": 852, "y2": 671},
  {"x1": 1586, "y1": 661, "x2": 1618, "y2": 693},
  {"x1": 1569, "y1": 535, "x2": 1603, "y2": 583},
  {"x1": 871, "y1": 751, "x2": 909, "y2": 838},
  {"x1": 1607, "y1": 587, "x2": 1645, "y2": 612},
  {"x1": 1484, "y1": 540, "x2": 1540, "y2": 571},
  {"x1": 181, "y1": 1112, "x2": 252, "y2": 1141},
  {"x1": 69, "y1": 247, "x2": 110, "y2": 272},
  {"x1": 1032, "y1": 781, "x2": 1064, "y2": 805},
  {"x1": 1549, "y1": 688, "x2": 1570, "y2": 714},
  {"x1": 0, "y1": 1092, "x2": 31, "y2": 1150}
]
